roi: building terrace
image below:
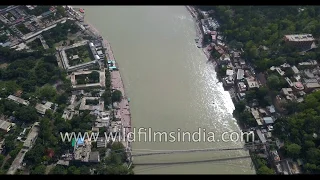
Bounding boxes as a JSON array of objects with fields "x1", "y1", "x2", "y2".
[
  {"x1": 79, "y1": 97, "x2": 104, "y2": 111},
  {"x1": 71, "y1": 69, "x2": 106, "y2": 89},
  {"x1": 58, "y1": 40, "x2": 104, "y2": 72}
]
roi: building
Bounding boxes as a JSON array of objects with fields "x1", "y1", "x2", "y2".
[
  {"x1": 73, "y1": 138, "x2": 91, "y2": 162},
  {"x1": 214, "y1": 45, "x2": 224, "y2": 55},
  {"x1": 95, "y1": 111, "x2": 110, "y2": 128},
  {"x1": 41, "y1": 10, "x2": 53, "y2": 18},
  {"x1": 218, "y1": 54, "x2": 230, "y2": 65},
  {"x1": 97, "y1": 137, "x2": 107, "y2": 148},
  {"x1": 251, "y1": 108, "x2": 263, "y2": 126},
  {"x1": 223, "y1": 76, "x2": 234, "y2": 88},
  {"x1": 0, "y1": 140, "x2": 4, "y2": 154},
  {"x1": 263, "y1": 117, "x2": 274, "y2": 125},
  {"x1": 271, "y1": 150, "x2": 281, "y2": 162},
  {"x1": 291, "y1": 66, "x2": 300, "y2": 74},
  {"x1": 284, "y1": 34, "x2": 315, "y2": 49},
  {"x1": 299, "y1": 60, "x2": 318, "y2": 67},
  {"x1": 266, "y1": 105, "x2": 276, "y2": 114},
  {"x1": 226, "y1": 69, "x2": 233, "y2": 76},
  {"x1": 256, "y1": 129, "x2": 267, "y2": 143},
  {"x1": 236, "y1": 69, "x2": 244, "y2": 81},
  {"x1": 237, "y1": 82, "x2": 247, "y2": 92},
  {"x1": 88, "y1": 151, "x2": 100, "y2": 163},
  {"x1": 281, "y1": 88, "x2": 295, "y2": 101},
  {"x1": 7, "y1": 95, "x2": 29, "y2": 106},
  {"x1": 305, "y1": 82, "x2": 320, "y2": 92},
  {"x1": 0, "y1": 119, "x2": 13, "y2": 132},
  {"x1": 293, "y1": 82, "x2": 304, "y2": 91},
  {"x1": 246, "y1": 77, "x2": 259, "y2": 89},
  {"x1": 302, "y1": 78, "x2": 318, "y2": 84},
  {"x1": 35, "y1": 101, "x2": 53, "y2": 115},
  {"x1": 57, "y1": 160, "x2": 70, "y2": 166},
  {"x1": 285, "y1": 77, "x2": 294, "y2": 87},
  {"x1": 72, "y1": 55, "x2": 79, "y2": 60},
  {"x1": 109, "y1": 120, "x2": 122, "y2": 136},
  {"x1": 97, "y1": 50, "x2": 103, "y2": 56}
]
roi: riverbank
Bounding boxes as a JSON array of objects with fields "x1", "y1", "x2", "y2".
[
  {"x1": 69, "y1": 6, "x2": 133, "y2": 164},
  {"x1": 186, "y1": 5, "x2": 256, "y2": 173}
]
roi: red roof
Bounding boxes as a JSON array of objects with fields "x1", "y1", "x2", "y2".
[
  {"x1": 295, "y1": 82, "x2": 303, "y2": 88},
  {"x1": 47, "y1": 149, "x2": 54, "y2": 158}
]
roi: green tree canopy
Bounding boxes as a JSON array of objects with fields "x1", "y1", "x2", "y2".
[{"x1": 112, "y1": 90, "x2": 122, "y2": 102}]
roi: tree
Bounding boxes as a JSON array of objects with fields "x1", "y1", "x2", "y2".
[
  {"x1": 56, "y1": 93, "x2": 68, "y2": 105},
  {"x1": 284, "y1": 68, "x2": 294, "y2": 77},
  {"x1": 24, "y1": 143, "x2": 45, "y2": 165},
  {"x1": 56, "y1": 6, "x2": 66, "y2": 17},
  {"x1": 306, "y1": 148, "x2": 320, "y2": 164},
  {"x1": 14, "y1": 106, "x2": 38, "y2": 123},
  {"x1": 38, "y1": 84, "x2": 57, "y2": 101},
  {"x1": 67, "y1": 166, "x2": 80, "y2": 174},
  {"x1": 304, "y1": 163, "x2": 318, "y2": 173},
  {"x1": 257, "y1": 165, "x2": 274, "y2": 174},
  {"x1": 31, "y1": 165, "x2": 46, "y2": 174},
  {"x1": 0, "y1": 154, "x2": 4, "y2": 165},
  {"x1": 50, "y1": 165, "x2": 67, "y2": 174},
  {"x1": 78, "y1": 166, "x2": 90, "y2": 174},
  {"x1": 88, "y1": 71, "x2": 100, "y2": 83},
  {"x1": 234, "y1": 100, "x2": 246, "y2": 112},
  {"x1": 267, "y1": 75, "x2": 282, "y2": 90},
  {"x1": 112, "y1": 90, "x2": 122, "y2": 102},
  {"x1": 285, "y1": 143, "x2": 301, "y2": 159},
  {"x1": 4, "y1": 135, "x2": 15, "y2": 153}
]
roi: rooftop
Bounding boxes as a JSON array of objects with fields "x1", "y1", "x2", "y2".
[
  {"x1": 7, "y1": 95, "x2": 29, "y2": 106},
  {"x1": 246, "y1": 78, "x2": 259, "y2": 89},
  {"x1": 305, "y1": 82, "x2": 320, "y2": 89},
  {"x1": 292, "y1": 66, "x2": 300, "y2": 74},
  {"x1": 0, "y1": 119, "x2": 12, "y2": 132},
  {"x1": 303, "y1": 78, "x2": 318, "y2": 83},
  {"x1": 89, "y1": 151, "x2": 100, "y2": 163},
  {"x1": 226, "y1": 69, "x2": 234, "y2": 76},
  {"x1": 267, "y1": 105, "x2": 276, "y2": 114},
  {"x1": 294, "y1": 82, "x2": 304, "y2": 90},
  {"x1": 237, "y1": 69, "x2": 244, "y2": 80},
  {"x1": 282, "y1": 88, "x2": 293, "y2": 95},
  {"x1": 263, "y1": 117, "x2": 274, "y2": 124},
  {"x1": 284, "y1": 34, "x2": 314, "y2": 42}
]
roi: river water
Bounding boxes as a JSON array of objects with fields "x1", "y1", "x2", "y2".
[{"x1": 78, "y1": 6, "x2": 255, "y2": 174}]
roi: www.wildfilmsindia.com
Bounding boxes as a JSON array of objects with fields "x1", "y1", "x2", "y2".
[{"x1": 60, "y1": 132, "x2": 125, "y2": 142}]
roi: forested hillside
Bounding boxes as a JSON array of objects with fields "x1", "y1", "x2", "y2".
[{"x1": 198, "y1": 6, "x2": 320, "y2": 71}]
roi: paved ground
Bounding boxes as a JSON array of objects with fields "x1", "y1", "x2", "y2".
[
  {"x1": 7, "y1": 150, "x2": 26, "y2": 175},
  {"x1": 7, "y1": 123, "x2": 39, "y2": 175},
  {"x1": 105, "y1": 40, "x2": 132, "y2": 141}
]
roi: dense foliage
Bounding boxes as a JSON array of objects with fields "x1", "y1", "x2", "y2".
[
  {"x1": 198, "y1": 6, "x2": 320, "y2": 71},
  {"x1": 273, "y1": 90, "x2": 320, "y2": 173}
]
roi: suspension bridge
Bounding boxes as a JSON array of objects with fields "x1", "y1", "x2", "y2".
[
  {"x1": 131, "y1": 146, "x2": 251, "y2": 157},
  {"x1": 133, "y1": 155, "x2": 251, "y2": 166},
  {"x1": 128, "y1": 143, "x2": 264, "y2": 168}
]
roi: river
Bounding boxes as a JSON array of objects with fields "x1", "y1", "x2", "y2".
[{"x1": 77, "y1": 6, "x2": 255, "y2": 174}]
